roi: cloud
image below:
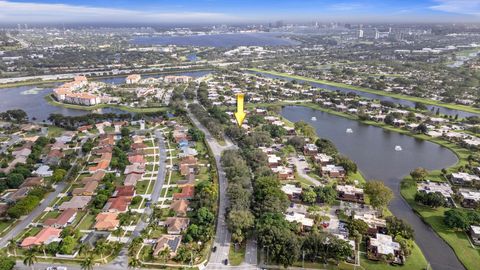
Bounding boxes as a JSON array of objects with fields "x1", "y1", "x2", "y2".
[
  {"x1": 0, "y1": 0, "x2": 236, "y2": 23},
  {"x1": 430, "y1": 0, "x2": 480, "y2": 16}
]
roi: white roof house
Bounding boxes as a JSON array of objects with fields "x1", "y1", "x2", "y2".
[
  {"x1": 285, "y1": 212, "x2": 314, "y2": 228},
  {"x1": 33, "y1": 165, "x2": 53, "y2": 177},
  {"x1": 370, "y1": 233, "x2": 401, "y2": 255},
  {"x1": 417, "y1": 181, "x2": 453, "y2": 198},
  {"x1": 281, "y1": 184, "x2": 302, "y2": 196}
]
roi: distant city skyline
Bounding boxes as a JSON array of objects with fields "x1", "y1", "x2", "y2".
[{"x1": 2, "y1": 0, "x2": 480, "y2": 24}]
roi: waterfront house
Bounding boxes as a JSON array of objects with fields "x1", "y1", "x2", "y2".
[
  {"x1": 450, "y1": 172, "x2": 480, "y2": 185},
  {"x1": 303, "y1": 144, "x2": 318, "y2": 156},
  {"x1": 337, "y1": 185, "x2": 364, "y2": 203},
  {"x1": 367, "y1": 233, "x2": 403, "y2": 264},
  {"x1": 458, "y1": 189, "x2": 480, "y2": 208}
]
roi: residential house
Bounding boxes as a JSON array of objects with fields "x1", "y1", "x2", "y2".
[
  {"x1": 367, "y1": 233, "x2": 402, "y2": 264},
  {"x1": 170, "y1": 200, "x2": 189, "y2": 217},
  {"x1": 173, "y1": 185, "x2": 195, "y2": 200},
  {"x1": 19, "y1": 177, "x2": 44, "y2": 188},
  {"x1": 320, "y1": 164, "x2": 346, "y2": 178},
  {"x1": 337, "y1": 185, "x2": 364, "y2": 203},
  {"x1": 59, "y1": 196, "x2": 91, "y2": 210},
  {"x1": 104, "y1": 196, "x2": 131, "y2": 213},
  {"x1": 179, "y1": 156, "x2": 198, "y2": 176},
  {"x1": 124, "y1": 173, "x2": 142, "y2": 186},
  {"x1": 6, "y1": 187, "x2": 30, "y2": 203},
  {"x1": 450, "y1": 172, "x2": 480, "y2": 185},
  {"x1": 44, "y1": 209, "x2": 77, "y2": 228},
  {"x1": 43, "y1": 149, "x2": 64, "y2": 165},
  {"x1": 33, "y1": 165, "x2": 53, "y2": 177},
  {"x1": 94, "y1": 212, "x2": 119, "y2": 231},
  {"x1": 285, "y1": 212, "x2": 314, "y2": 230},
  {"x1": 303, "y1": 144, "x2": 318, "y2": 156},
  {"x1": 314, "y1": 154, "x2": 333, "y2": 166},
  {"x1": 20, "y1": 227, "x2": 62, "y2": 248},
  {"x1": 417, "y1": 181, "x2": 453, "y2": 202},
  {"x1": 470, "y1": 225, "x2": 480, "y2": 245},
  {"x1": 354, "y1": 213, "x2": 387, "y2": 235},
  {"x1": 153, "y1": 235, "x2": 182, "y2": 257},
  {"x1": 458, "y1": 188, "x2": 480, "y2": 208},
  {"x1": 112, "y1": 186, "x2": 135, "y2": 198},
  {"x1": 164, "y1": 217, "x2": 190, "y2": 234},
  {"x1": 124, "y1": 163, "x2": 146, "y2": 175},
  {"x1": 272, "y1": 166, "x2": 294, "y2": 180},
  {"x1": 72, "y1": 181, "x2": 98, "y2": 196},
  {"x1": 281, "y1": 184, "x2": 302, "y2": 201},
  {"x1": 82, "y1": 171, "x2": 105, "y2": 184}
]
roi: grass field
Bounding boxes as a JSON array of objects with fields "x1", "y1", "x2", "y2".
[
  {"x1": 228, "y1": 243, "x2": 246, "y2": 266},
  {"x1": 249, "y1": 68, "x2": 480, "y2": 115}
]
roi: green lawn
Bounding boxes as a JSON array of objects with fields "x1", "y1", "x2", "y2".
[
  {"x1": 249, "y1": 68, "x2": 480, "y2": 115},
  {"x1": 228, "y1": 243, "x2": 246, "y2": 266},
  {"x1": 401, "y1": 177, "x2": 480, "y2": 270},
  {"x1": 47, "y1": 126, "x2": 65, "y2": 138},
  {"x1": 360, "y1": 241, "x2": 428, "y2": 270},
  {"x1": 76, "y1": 213, "x2": 96, "y2": 230}
]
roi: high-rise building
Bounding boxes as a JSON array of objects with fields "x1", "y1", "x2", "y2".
[{"x1": 358, "y1": 29, "x2": 364, "y2": 38}]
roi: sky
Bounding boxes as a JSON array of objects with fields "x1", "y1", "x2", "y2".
[{"x1": 2, "y1": 0, "x2": 480, "y2": 24}]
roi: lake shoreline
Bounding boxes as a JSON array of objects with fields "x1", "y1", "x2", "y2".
[{"x1": 249, "y1": 68, "x2": 480, "y2": 115}]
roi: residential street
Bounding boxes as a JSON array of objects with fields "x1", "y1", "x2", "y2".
[
  {"x1": 107, "y1": 128, "x2": 168, "y2": 268},
  {"x1": 0, "y1": 182, "x2": 67, "y2": 248}
]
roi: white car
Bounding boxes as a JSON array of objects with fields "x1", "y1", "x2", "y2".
[{"x1": 46, "y1": 267, "x2": 67, "y2": 270}]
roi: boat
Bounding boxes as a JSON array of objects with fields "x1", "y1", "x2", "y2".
[
  {"x1": 311, "y1": 117, "x2": 317, "y2": 121},
  {"x1": 346, "y1": 128, "x2": 353, "y2": 133},
  {"x1": 395, "y1": 145, "x2": 403, "y2": 151}
]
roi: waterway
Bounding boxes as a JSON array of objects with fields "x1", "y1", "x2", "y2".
[
  {"x1": 0, "y1": 70, "x2": 211, "y2": 121},
  {"x1": 281, "y1": 105, "x2": 463, "y2": 270},
  {"x1": 253, "y1": 71, "x2": 478, "y2": 118}
]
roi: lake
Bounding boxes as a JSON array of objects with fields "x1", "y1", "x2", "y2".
[
  {"x1": 0, "y1": 70, "x2": 212, "y2": 121},
  {"x1": 131, "y1": 32, "x2": 300, "y2": 48},
  {"x1": 253, "y1": 71, "x2": 478, "y2": 118},
  {"x1": 281, "y1": 105, "x2": 464, "y2": 270}
]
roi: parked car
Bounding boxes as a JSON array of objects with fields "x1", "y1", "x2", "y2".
[{"x1": 212, "y1": 246, "x2": 217, "y2": 252}]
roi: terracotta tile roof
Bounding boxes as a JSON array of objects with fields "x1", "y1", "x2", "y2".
[
  {"x1": 165, "y1": 217, "x2": 189, "y2": 234},
  {"x1": 72, "y1": 181, "x2": 98, "y2": 196},
  {"x1": 94, "y1": 212, "x2": 119, "y2": 231},
  {"x1": 82, "y1": 171, "x2": 105, "y2": 184},
  {"x1": 173, "y1": 185, "x2": 195, "y2": 200},
  {"x1": 113, "y1": 186, "x2": 135, "y2": 197},
  {"x1": 20, "y1": 227, "x2": 61, "y2": 248},
  {"x1": 170, "y1": 200, "x2": 189, "y2": 216},
  {"x1": 128, "y1": 155, "x2": 145, "y2": 164},
  {"x1": 104, "y1": 196, "x2": 131, "y2": 213}
]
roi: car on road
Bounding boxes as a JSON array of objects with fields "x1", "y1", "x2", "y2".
[
  {"x1": 212, "y1": 246, "x2": 217, "y2": 252},
  {"x1": 46, "y1": 267, "x2": 67, "y2": 270},
  {"x1": 224, "y1": 259, "x2": 228, "y2": 265}
]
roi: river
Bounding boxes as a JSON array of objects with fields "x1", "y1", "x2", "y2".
[
  {"x1": 281, "y1": 105, "x2": 464, "y2": 270},
  {"x1": 0, "y1": 70, "x2": 212, "y2": 121},
  {"x1": 252, "y1": 71, "x2": 478, "y2": 119}
]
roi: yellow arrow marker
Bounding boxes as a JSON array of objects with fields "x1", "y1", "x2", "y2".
[{"x1": 234, "y1": 93, "x2": 246, "y2": 127}]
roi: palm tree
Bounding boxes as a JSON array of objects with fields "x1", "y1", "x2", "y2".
[
  {"x1": 7, "y1": 239, "x2": 17, "y2": 256},
  {"x1": 80, "y1": 254, "x2": 95, "y2": 270},
  {"x1": 23, "y1": 249, "x2": 37, "y2": 270},
  {"x1": 94, "y1": 239, "x2": 108, "y2": 259},
  {"x1": 128, "y1": 258, "x2": 141, "y2": 269},
  {"x1": 37, "y1": 243, "x2": 47, "y2": 257}
]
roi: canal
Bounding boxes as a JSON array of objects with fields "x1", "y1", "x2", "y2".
[
  {"x1": 281, "y1": 105, "x2": 464, "y2": 270},
  {"x1": 253, "y1": 71, "x2": 479, "y2": 119}
]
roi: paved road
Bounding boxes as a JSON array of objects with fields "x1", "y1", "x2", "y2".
[
  {"x1": 107, "y1": 130, "x2": 167, "y2": 268},
  {"x1": 291, "y1": 156, "x2": 323, "y2": 186},
  {"x1": 0, "y1": 182, "x2": 67, "y2": 248},
  {"x1": 187, "y1": 108, "x2": 247, "y2": 270}
]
